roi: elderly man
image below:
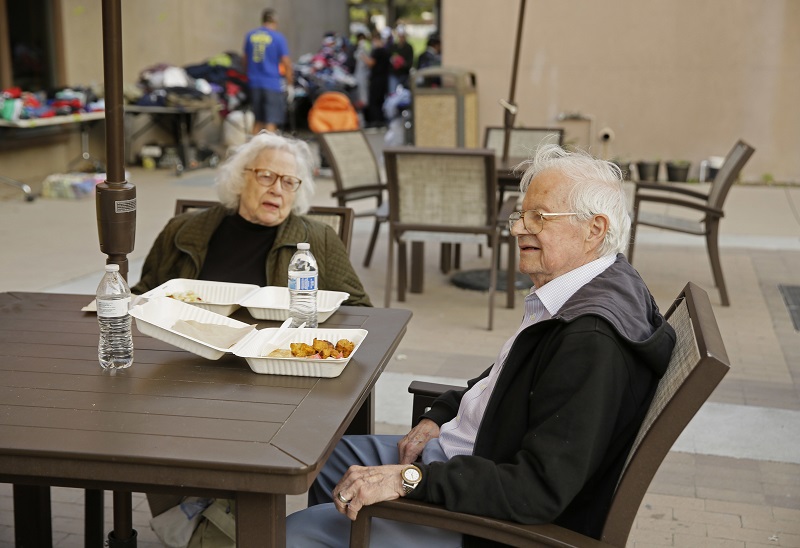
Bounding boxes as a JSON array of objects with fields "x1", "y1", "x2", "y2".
[{"x1": 286, "y1": 144, "x2": 676, "y2": 547}]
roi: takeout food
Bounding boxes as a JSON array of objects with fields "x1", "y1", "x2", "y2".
[
  {"x1": 168, "y1": 290, "x2": 204, "y2": 303},
  {"x1": 267, "y1": 338, "x2": 355, "y2": 359}
]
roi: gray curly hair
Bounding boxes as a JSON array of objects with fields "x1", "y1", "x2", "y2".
[
  {"x1": 215, "y1": 131, "x2": 316, "y2": 214},
  {"x1": 517, "y1": 144, "x2": 631, "y2": 256}
]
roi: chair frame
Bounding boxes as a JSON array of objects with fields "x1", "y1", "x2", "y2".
[
  {"x1": 173, "y1": 199, "x2": 355, "y2": 253},
  {"x1": 317, "y1": 129, "x2": 387, "y2": 267},
  {"x1": 382, "y1": 147, "x2": 500, "y2": 330},
  {"x1": 628, "y1": 140, "x2": 755, "y2": 306},
  {"x1": 350, "y1": 282, "x2": 730, "y2": 547}
]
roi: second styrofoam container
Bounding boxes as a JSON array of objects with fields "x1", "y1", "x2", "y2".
[{"x1": 239, "y1": 286, "x2": 349, "y2": 322}]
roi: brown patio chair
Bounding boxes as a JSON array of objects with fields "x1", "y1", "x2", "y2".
[
  {"x1": 383, "y1": 147, "x2": 500, "y2": 330},
  {"x1": 350, "y1": 281, "x2": 730, "y2": 547},
  {"x1": 317, "y1": 129, "x2": 387, "y2": 267},
  {"x1": 628, "y1": 140, "x2": 755, "y2": 306},
  {"x1": 174, "y1": 199, "x2": 355, "y2": 253}
]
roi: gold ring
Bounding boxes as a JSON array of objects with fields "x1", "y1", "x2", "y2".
[{"x1": 337, "y1": 492, "x2": 351, "y2": 505}]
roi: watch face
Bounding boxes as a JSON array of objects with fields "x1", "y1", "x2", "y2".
[{"x1": 403, "y1": 467, "x2": 421, "y2": 482}]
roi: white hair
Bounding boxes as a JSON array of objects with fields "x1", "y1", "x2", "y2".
[
  {"x1": 517, "y1": 144, "x2": 631, "y2": 256},
  {"x1": 215, "y1": 131, "x2": 316, "y2": 214}
]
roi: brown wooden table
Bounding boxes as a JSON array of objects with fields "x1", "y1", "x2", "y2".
[{"x1": 0, "y1": 292, "x2": 411, "y2": 547}]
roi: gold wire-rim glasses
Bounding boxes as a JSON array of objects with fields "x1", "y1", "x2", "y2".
[{"x1": 508, "y1": 209, "x2": 579, "y2": 234}]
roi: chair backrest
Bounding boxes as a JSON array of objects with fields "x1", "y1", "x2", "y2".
[
  {"x1": 173, "y1": 199, "x2": 354, "y2": 253},
  {"x1": 600, "y1": 282, "x2": 729, "y2": 546},
  {"x1": 383, "y1": 147, "x2": 497, "y2": 235},
  {"x1": 706, "y1": 139, "x2": 755, "y2": 210},
  {"x1": 174, "y1": 199, "x2": 217, "y2": 216},
  {"x1": 483, "y1": 126, "x2": 564, "y2": 161},
  {"x1": 304, "y1": 206, "x2": 355, "y2": 253},
  {"x1": 318, "y1": 130, "x2": 382, "y2": 195}
]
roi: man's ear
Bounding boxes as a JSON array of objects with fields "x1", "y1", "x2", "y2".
[{"x1": 586, "y1": 214, "x2": 609, "y2": 249}]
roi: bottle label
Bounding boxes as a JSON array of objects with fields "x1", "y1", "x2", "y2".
[
  {"x1": 288, "y1": 272, "x2": 317, "y2": 291},
  {"x1": 97, "y1": 297, "x2": 131, "y2": 318}
]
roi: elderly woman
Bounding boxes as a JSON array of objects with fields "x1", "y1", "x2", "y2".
[{"x1": 131, "y1": 131, "x2": 372, "y2": 306}]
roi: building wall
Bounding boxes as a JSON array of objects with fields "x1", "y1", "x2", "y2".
[{"x1": 441, "y1": 0, "x2": 800, "y2": 182}]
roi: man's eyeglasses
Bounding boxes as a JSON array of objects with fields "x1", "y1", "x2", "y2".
[
  {"x1": 244, "y1": 168, "x2": 302, "y2": 192},
  {"x1": 508, "y1": 209, "x2": 579, "y2": 234}
]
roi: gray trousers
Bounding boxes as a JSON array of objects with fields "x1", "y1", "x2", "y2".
[{"x1": 286, "y1": 435, "x2": 461, "y2": 547}]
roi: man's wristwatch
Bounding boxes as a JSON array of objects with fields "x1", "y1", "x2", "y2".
[{"x1": 401, "y1": 464, "x2": 422, "y2": 495}]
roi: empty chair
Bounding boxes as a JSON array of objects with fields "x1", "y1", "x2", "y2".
[
  {"x1": 317, "y1": 129, "x2": 387, "y2": 267},
  {"x1": 383, "y1": 147, "x2": 499, "y2": 330},
  {"x1": 629, "y1": 140, "x2": 755, "y2": 306},
  {"x1": 350, "y1": 282, "x2": 730, "y2": 547}
]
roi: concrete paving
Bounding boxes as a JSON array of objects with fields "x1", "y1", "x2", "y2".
[{"x1": 1, "y1": 147, "x2": 800, "y2": 546}]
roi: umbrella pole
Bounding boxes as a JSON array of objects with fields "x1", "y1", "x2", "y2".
[
  {"x1": 96, "y1": 0, "x2": 136, "y2": 281},
  {"x1": 502, "y1": 0, "x2": 526, "y2": 164}
]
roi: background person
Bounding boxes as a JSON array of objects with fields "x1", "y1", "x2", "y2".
[
  {"x1": 243, "y1": 8, "x2": 293, "y2": 134},
  {"x1": 131, "y1": 131, "x2": 371, "y2": 307},
  {"x1": 285, "y1": 144, "x2": 676, "y2": 546},
  {"x1": 387, "y1": 25, "x2": 414, "y2": 92},
  {"x1": 363, "y1": 30, "x2": 390, "y2": 127}
]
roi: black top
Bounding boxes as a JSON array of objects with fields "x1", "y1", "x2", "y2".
[{"x1": 198, "y1": 213, "x2": 278, "y2": 286}]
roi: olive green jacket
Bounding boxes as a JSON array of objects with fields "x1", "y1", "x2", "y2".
[{"x1": 131, "y1": 205, "x2": 372, "y2": 307}]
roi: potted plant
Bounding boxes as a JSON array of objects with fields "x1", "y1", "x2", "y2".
[
  {"x1": 610, "y1": 158, "x2": 631, "y2": 180},
  {"x1": 666, "y1": 160, "x2": 691, "y2": 182},
  {"x1": 635, "y1": 160, "x2": 660, "y2": 182}
]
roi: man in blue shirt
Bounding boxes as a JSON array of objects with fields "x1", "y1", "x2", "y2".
[{"x1": 243, "y1": 8, "x2": 293, "y2": 134}]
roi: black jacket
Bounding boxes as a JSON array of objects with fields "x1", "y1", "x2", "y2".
[{"x1": 407, "y1": 255, "x2": 676, "y2": 546}]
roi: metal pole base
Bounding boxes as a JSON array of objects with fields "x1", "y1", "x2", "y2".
[{"x1": 107, "y1": 528, "x2": 138, "y2": 548}]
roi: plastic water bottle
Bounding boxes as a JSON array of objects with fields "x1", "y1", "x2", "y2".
[
  {"x1": 288, "y1": 242, "x2": 318, "y2": 328},
  {"x1": 96, "y1": 264, "x2": 134, "y2": 369}
]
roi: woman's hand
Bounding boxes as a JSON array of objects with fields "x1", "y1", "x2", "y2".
[
  {"x1": 332, "y1": 464, "x2": 405, "y2": 521},
  {"x1": 397, "y1": 418, "x2": 440, "y2": 464}
]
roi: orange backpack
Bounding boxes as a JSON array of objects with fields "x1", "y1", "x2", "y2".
[{"x1": 307, "y1": 91, "x2": 359, "y2": 133}]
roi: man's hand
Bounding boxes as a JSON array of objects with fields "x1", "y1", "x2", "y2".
[
  {"x1": 397, "y1": 418, "x2": 440, "y2": 464},
  {"x1": 333, "y1": 464, "x2": 405, "y2": 521}
]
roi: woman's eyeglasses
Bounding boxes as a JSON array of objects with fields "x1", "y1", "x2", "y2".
[{"x1": 244, "y1": 168, "x2": 302, "y2": 192}]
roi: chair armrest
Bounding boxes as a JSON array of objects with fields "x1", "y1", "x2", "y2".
[
  {"x1": 634, "y1": 181, "x2": 709, "y2": 201},
  {"x1": 409, "y1": 380, "x2": 463, "y2": 424},
  {"x1": 409, "y1": 380, "x2": 460, "y2": 398},
  {"x1": 634, "y1": 194, "x2": 724, "y2": 218},
  {"x1": 350, "y1": 498, "x2": 614, "y2": 548}
]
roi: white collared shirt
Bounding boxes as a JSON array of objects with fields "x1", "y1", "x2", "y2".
[{"x1": 435, "y1": 254, "x2": 617, "y2": 460}]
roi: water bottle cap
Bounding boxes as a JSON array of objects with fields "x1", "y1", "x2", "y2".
[
  {"x1": 297, "y1": 242, "x2": 310, "y2": 250},
  {"x1": 105, "y1": 264, "x2": 120, "y2": 272}
]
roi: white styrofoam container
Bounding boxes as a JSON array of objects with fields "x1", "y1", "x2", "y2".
[
  {"x1": 130, "y1": 297, "x2": 257, "y2": 360},
  {"x1": 233, "y1": 327, "x2": 368, "y2": 377},
  {"x1": 239, "y1": 286, "x2": 349, "y2": 322},
  {"x1": 140, "y1": 278, "x2": 260, "y2": 316},
  {"x1": 130, "y1": 298, "x2": 367, "y2": 377}
]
